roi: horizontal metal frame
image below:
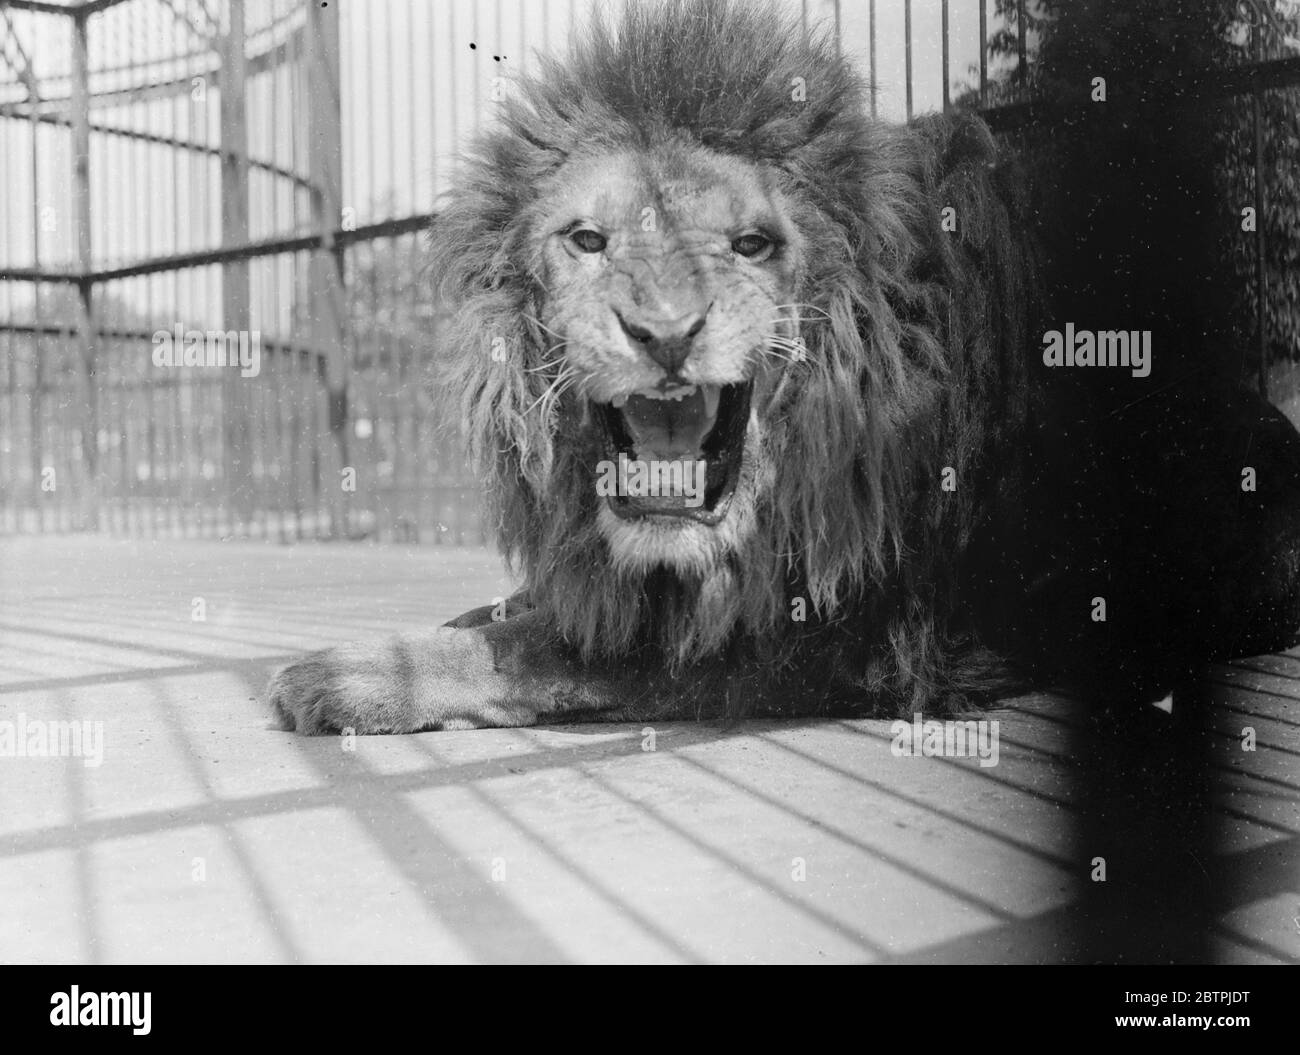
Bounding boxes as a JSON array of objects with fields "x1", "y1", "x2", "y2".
[
  {"x1": 1, "y1": 319, "x2": 327, "y2": 366},
  {"x1": 0, "y1": 25, "x2": 304, "y2": 111},
  {"x1": 0, "y1": 1, "x2": 132, "y2": 16},
  {"x1": 0, "y1": 213, "x2": 434, "y2": 285},
  {"x1": 0, "y1": 107, "x2": 314, "y2": 190}
]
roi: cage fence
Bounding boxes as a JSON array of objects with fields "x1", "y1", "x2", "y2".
[
  {"x1": 0, "y1": 0, "x2": 1296, "y2": 541},
  {"x1": 1, "y1": 0, "x2": 555, "y2": 542}
]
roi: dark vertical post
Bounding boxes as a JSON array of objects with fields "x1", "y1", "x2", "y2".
[
  {"x1": 305, "y1": 0, "x2": 348, "y2": 538},
  {"x1": 1017, "y1": 0, "x2": 1028, "y2": 86},
  {"x1": 1252, "y1": 26, "x2": 1268, "y2": 399},
  {"x1": 869, "y1": 0, "x2": 877, "y2": 118},
  {"x1": 28, "y1": 83, "x2": 43, "y2": 533},
  {"x1": 71, "y1": 12, "x2": 98, "y2": 532},
  {"x1": 941, "y1": 0, "x2": 950, "y2": 112},
  {"x1": 219, "y1": 2, "x2": 251, "y2": 532},
  {"x1": 904, "y1": 0, "x2": 912, "y2": 119},
  {"x1": 979, "y1": 0, "x2": 987, "y2": 103},
  {"x1": 449, "y1": 0, "x2": 460, "y2": 174}
]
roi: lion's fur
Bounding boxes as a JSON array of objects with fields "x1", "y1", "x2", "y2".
[{"x1": 429, "y1": 0, "x2": 1039, "y2": 710}]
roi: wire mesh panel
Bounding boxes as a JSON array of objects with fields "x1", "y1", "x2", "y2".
[{"x1": 0, "y1": 0, "x2": 546, "y2": 541}]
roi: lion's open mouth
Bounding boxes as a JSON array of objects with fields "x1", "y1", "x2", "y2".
[{"x1": 595, "y1": 382, "x2": 751, "y2": 524}]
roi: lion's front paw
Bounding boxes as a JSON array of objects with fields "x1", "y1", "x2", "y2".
[
  {"x1": 266, "y1": 649, "x2": 364, "y2": 735},
  {"x1": 265, "y1": 628, "x2": 544, "y2": 736},
  {"x1": 266, "y1": 639, "x2": 423, "y2": 735}
]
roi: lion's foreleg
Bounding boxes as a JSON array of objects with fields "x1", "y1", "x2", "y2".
[{"x1": 266, "y1": 610, "x2": 626, "y2": 735}]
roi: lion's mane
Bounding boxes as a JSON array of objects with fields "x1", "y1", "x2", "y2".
[{"x1": 429, "y1": 0, "x2": 1035, "y2": 709}]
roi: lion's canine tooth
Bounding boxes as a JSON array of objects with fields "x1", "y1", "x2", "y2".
[
  {"x1": 702, "y1": 384, "x2": 721, "y2": 419},
  {"x1": 611, "y1": 394, "x2": 628, "y2": 409}
]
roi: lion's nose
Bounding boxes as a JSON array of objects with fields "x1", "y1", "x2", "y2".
[{"x1": 616, "y1": 308, "x2": 708, "y2": 374}]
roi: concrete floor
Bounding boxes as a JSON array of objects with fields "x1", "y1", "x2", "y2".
[{"x1": 0, "y1": 536, "x2": 1296, "y2": 964}]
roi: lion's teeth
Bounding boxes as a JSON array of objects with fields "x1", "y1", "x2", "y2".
[
  {"x1": 611, "y1": 394, "x2": 628, "y2": 409},
  {"x1": 636, "y1": 384, "x2": 697, "y2": 401},
  {"x1": 702, "y1": 384, "x2": 721, "y2": 419}
]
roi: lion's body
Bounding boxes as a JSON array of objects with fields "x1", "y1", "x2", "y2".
[{"x1": 268, "y1": 0, "x2": 1300, "y2": 735}]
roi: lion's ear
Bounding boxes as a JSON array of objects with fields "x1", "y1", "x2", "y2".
[
  {"x1": 943, "y1": 115, "x2": 997, "y2": 173},
  {"x1": 910, "y1": 112, "x2": 997, "y2": 176}
]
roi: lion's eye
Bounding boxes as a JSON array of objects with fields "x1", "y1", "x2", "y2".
[
  {"x1": 569, "y1": 228, "x2": 607, "y2": 254},
  {"x1": 732, "y1": 233, "x2": 773, "y2": 260}
]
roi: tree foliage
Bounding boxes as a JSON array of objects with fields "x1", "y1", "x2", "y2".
[{"x1": 973, "y1": 0, "x2": 1300, "y2": 372}]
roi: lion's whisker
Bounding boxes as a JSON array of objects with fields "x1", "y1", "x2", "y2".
[
  {"x1": 755, "y1": 344, "x2": 797, "y2": 366},
  {"x1": 526, "y1": 364, "x2": 583, "y2": 417},
  {"x1": 523, "y1": 313, "x2": 567, "y2": 341},
  {"x1": 524, "y1": 353, "x2": 568, "y2": 374},
  {"x1": 773, "y1": 302, "x2": 831, "y2": 320},
  {"x1": 764, "y1": 335, "x2": 808, "y2": 359}
]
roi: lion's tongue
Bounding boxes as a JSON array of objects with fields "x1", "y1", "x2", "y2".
[{"x1": 621, "y1": 389, "x2": 714, "y2": 460}]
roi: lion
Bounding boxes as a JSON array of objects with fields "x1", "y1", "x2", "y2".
[{"x1": 268, "y1": 0, "x2": 1300, "y2": 735}]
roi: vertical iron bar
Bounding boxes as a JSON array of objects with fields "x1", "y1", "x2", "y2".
[
  {"x1": 29, "y1": 73, "x2": 43, "y2": 532},
  {"x1": 145, "y1": 274, "x2": 157, "y2": 537},
  {"x1": 472, "y1": 0, "x2": 481, "y2": 132},
  {"x1": 869, "y1": 0, "x2": 876, "y2": 118},
  {"x1": 1017, "y1": 0, "x2": 1027, "y2": 86},
  {"x1": 220, "y1": 1, "x2": 251, "y2": 533},
  {"x1": 941, "y1": 0, "x2": 950, "y2": 112},
  {"x1": 171, "y1": 3, "x2": 184, "y2": 536},
  {"x1": 266, "y1": 0, "x2": 282, "y2": 540},
  {"x1": 403, "y1": 0, "x2": 418, "y2": 538},
  {"x1": 1252, "y1": 25, "x2": 1268, "y2": 399},
  {"x1": 2, "y1": 121, "x2": 11, "y2": 530},
  {"x1": 128, "y1": 10, "x2": 139, "y2": 535},
  {"x1": 429, "y1": 0, "x2": 438, "y2": 197},
  {"x1": 381, "y1": 3, "x2": 397, "y2": 541},
  {"x1": 421, "y1": 0, "x2": 434, "y2": 540},
  {"x1": 305, "y1": 0, "x2": 347, "y2": 539},
  {"x1": 979, "y1": 0, "x2": 987, "y2": 104},
  {"x1": 449, "y1": 0, "x2": 459, "y2": 175},
  {"x1": 408, "y1": 0, "x2": 418, "y2": 219},
  {"x1": 144, "y1": 14, "x2": 158, "y2": 535},
  {"x1": 184, "y1": 29, "x2": 198, "y2": 538},
  {"x1": 290, "y1": 0, "x2": 305, "y2": 540},
  {"x1": 72, "y1": 11, "x2": 99, "y2": 532},
  {"x1": 904, "y1": 0, "x2": 912, "y2": 119}
]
